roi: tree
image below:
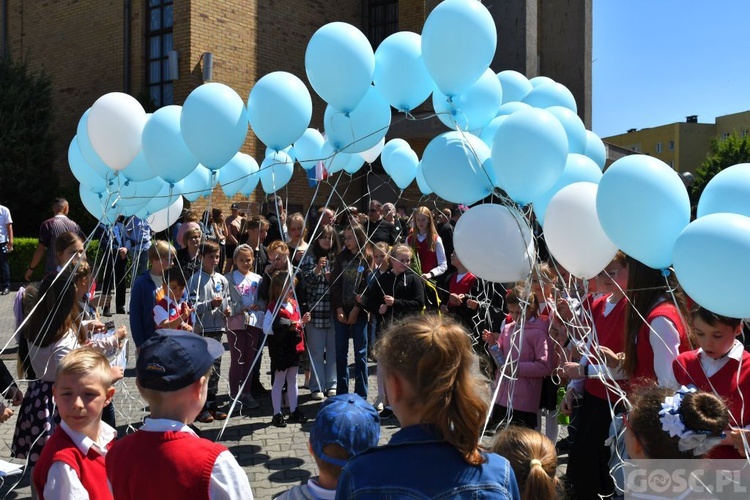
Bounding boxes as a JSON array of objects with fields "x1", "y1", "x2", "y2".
[
  {"x1": 0, "y1": 56, "x2": 59, "y2": 236},
  {"x1": 691, "y1": 133, "x2": 750, "y2": 206}
]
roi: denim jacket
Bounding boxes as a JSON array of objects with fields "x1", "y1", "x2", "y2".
[{"x1": 336, "y1": 424, "x2": 520, "y2": 499}]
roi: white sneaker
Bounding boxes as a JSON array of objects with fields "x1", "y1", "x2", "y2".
[
  {"x1": 326, "y1": 389, "x2": 337, "y2": 397},
  {"x1": 373, "y1": 395, "x2": 384, "y2": 412},
  {"x1": 311, "y1": 391, "x2": 324, "y2": 401}
]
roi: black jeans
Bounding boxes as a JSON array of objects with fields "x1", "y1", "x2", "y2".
[
  {"x1": 101, "y1": 253, "x2": 127, "y2": 310},
  {"x1": 0, "y1": 243, "x2": 9, "y2": 288}
]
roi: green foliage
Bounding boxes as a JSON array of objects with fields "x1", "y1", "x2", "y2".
[
  {"x1": 6, "y1": 238, "x2": 100, "y2": 282},
  {"x1": 0, "y1": 56, "x2": 59, "y2": 236},
  {"x1": 691, "y1": 133, "x2": 750, "y2": 205}
]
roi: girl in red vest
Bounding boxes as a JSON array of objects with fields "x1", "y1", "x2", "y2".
[
  {"x1": 263, "y1": 270, "x2": 311, "y2": 428},
  {"x1": 406, "y1": 206, "x2": 447, "y2": 281}
]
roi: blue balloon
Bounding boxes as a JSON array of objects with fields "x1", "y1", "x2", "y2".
[
  {"x1": 415, "y1": 162, "x2": 432, "y2": 195},
  {"x1": 546, "y1": 106, "x2": 587, "y2": 154},
  {"x1": 496, "y1": 101, "x2": 530, "y2": 117},
  {"x1": 220, "y1": 153, "x2": 259, "y2": 198},
  {"x1": 121, "y1": 150, "x2": 157, "y2": 182},
  {"x1": 344, "y1": 153, "x2": 365, "y2": 175},
  {"x1": 422, "y1": 132, "x2": 494, "y2": 204},
  {"x1": 181, "y1": 166, "x2": 213, "y2": 203},
  {"x1": 523, "y1": 82, "x2": 577, "y2": 113},
  {"x1": 76, "y1": 109, "x2": 112, "y2": 179},
  {"x1": 374, "y1": 31, "x2": 433, "y2": 112},
  {"x1": 433, "y1": 68, "x2": 503, "y2": 131},
  {"x1": 673, "y1": 213, "x2": 750, "y2": 318},
  {"x1": 260, "y1": 151, "x2": 294, "y2": 193},
  {"x1": 381, "y1": 139, "x2": 410, "y2": 175},
  {"x1": 144, "y1": 181, "x2": 183, "y2": 215},
  {"x1": 118, "y1": 177, "x2": 164, "y2": 208},
  {"x1": 479, "y1": 116, "x2": 508, "y2": 148},
  {"x1": 294, "y1": 128, "x2": 325, "y2": 171},
  {"x1": 239, "y1": 167, "x2": 261, "y2": 197},
  {"x1": 248, "y1": 72, "x2": 312, "y2": 151},
  {"x1": 180, "y1": 83, "x2": 249, "y2": 170},
  {"x1": 319, "y1": 142, "x2": 353, "y2": 174},
  {"x1": 530, "y1": 76, "x2": 555, "y2": 88},
  {"x1": 386, "y1": 146, "x2": 419, "y2": 190},
  {"x1": 421, "y1": 0, "x2": 496, "y2": 97},
  {"x1": 584, "y1": 130, "x2": 607, "y2": 170},
  {"x1": 142, "y1": 105, "x2": 198, "y2": 183},
  {"x1": 79, "y1": 185, "x2": 119, "y2": 225},
  {"x1": 497, "y1": 70, "x2": 533, "y2": 104},
  {"x1": 305, "y1": 22, "x2": 374, "y2": 113},
  {"x1": 697, "y1": 163, "x2": 750, "y2": 218},
  {"x1": 491, "y1": 108, "x2": 568, "y2": 205},
  {"x1": 323, "y1": 86, "x2": 391, "y2": 154},
  {"x1": 532, "y1": 154, "x2": 602, "y2": 226},
  {"x1": 596, "y1": 154, "x2": 690, "y2": 270},
  {"x1": 68, "y1": 137, "x2": 109, "y2": 193}
]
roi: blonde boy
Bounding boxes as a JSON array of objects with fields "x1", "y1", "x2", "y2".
[
  {"x1": 33, "y1": 349, "x2": 116, "y2": 500},
  {"x1": 105, "y1": 331, "x2": 253, "y2": 499}
]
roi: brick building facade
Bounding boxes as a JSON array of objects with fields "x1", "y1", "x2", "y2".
[{"x1": 1, "y1": 0, "x2": 591, "y2": 219}]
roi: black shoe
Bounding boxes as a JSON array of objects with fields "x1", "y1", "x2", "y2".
[
  {"x1": 556, "y1": 436, "x2": 574, "y2": 455},
  {"x1": 0, "y1": 287, "x2": 9, "y2": 296},
  {"x1": 272, "y1": 413, "x2": 287, "y2": 427},
  {"x1": 379, "y1": 407, "x2": 394, "y2": 420},
  {"x1": 116, "y1": 307, "x2": 126, "y2": 314},
  {"x1": 196, "y1": 410, "x2": 214, "y2": 423},
  {"x1": 102, "y1": 306, "x2": 112, "y2": 317},
  {"x1": 287, "y1": 408, "x2": 308, "y2": 424}
]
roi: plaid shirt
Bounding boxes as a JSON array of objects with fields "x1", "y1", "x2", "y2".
[{"x1": 299, "y1": 253, "x2": 332, "y2": 328}]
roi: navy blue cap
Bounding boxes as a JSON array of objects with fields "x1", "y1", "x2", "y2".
[
  {"x1": 310, "y1": 394, "x2": 380, "y2": 467},
  {"x1": 136, "y1": 330, "x2": 224, "y2": 392}
]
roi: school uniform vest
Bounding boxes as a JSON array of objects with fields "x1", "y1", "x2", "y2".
[
  {"x1": 584, "y1": 295, "x2": 628, "y2": 401},
  {"x1": 33, "y1": 426, "x2": 113, "y2": 500},
  {"x1": 154, "y1": 297, "x2": 191, "y2": 327},
  {"x1": 106, "y1": 431, "x2": 225, "y2": 500},
  {"x1": 630, "y1": 302, "x2": 690, "y2": 389},
  {"x1": 410, "y1": 235, "x2": 438, "y2": 275},
  {"x1": 674, "y1": 349, "x2": 750, "y2": 458},
  {"x1": 449, "y1": 272, "x2": 475, "y2": 297}
]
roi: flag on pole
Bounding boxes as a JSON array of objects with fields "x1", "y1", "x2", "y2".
[{"x1": 307, "y1": 160, "x2": 328, "y2": 187}]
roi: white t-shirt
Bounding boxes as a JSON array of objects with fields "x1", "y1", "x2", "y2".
[{"x1": 0, "y1": 205, "x2": 11, "y2": 244}]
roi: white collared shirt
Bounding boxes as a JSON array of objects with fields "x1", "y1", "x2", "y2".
[
  {"x1": 698, "y1": 339, "x2": 745, "y2": 379},
  {"x1": 43, "y1": 421, "x2": 117, "y2": 500},
  {"x1": 135, "y1": 418, "x2": 254, "y2": 499}
]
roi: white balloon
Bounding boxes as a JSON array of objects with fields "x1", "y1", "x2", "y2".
[
  {"x1": 147, "y1": 196, "x2": 184, "y2": 233},
  {"x1": 87, "y1": 92, "x2": 148, "y2": 170},
  {"x1": 544, "y1": 182, "x2": 618, "y2": 280},
  {"x1": 454, "y1": 204, "x2": 536, "y2": 282},
  {"x1": 359, "y1": 137, "x2": 385, "y2": 164}
]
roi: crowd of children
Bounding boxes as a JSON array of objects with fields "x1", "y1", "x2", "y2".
[{"x1": 9, "y1": 197, "x2": 750, "y2": 499}]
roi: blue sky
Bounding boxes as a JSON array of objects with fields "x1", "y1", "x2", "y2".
[{"x1": 592, "y1": 1, "x2": 750, "y2": 139}]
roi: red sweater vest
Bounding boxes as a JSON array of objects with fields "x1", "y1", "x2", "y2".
[
  {"x1": 409, "y1": 234, "x2": 438, "y2": 275},
  {"x1": 673, "y1": 348, "x2": 750, "y2": 459},
  {"x1": 630, "y1": 301, "x2": 690, "y2": 389},
  {"x1": 154, "y1": 297, "x2": 191, "y2": 327},
  {"x1": 33, "y1": 426, "x2": 113, "y2": 500},
  {"x1": 584, "y1": 295, "x2": 628, "y2": 401},
  {"x1": 106, "y1": 430, "x2": 226, "y2": 500},
  {"x1": 449, "y1": 272, "x2": 475, "y2": 297}
]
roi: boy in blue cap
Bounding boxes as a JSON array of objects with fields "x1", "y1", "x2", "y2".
[
  {"x1": 278, "y1": 394, "x2": 380, "y2": 499},
  {"x1": 106, "y1": 331, "x2": 253, "y2": 499}
]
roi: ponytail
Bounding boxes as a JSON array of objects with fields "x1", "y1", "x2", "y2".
[{"x1": 492, "y1": 426, "x2": 562, "y2": 500}]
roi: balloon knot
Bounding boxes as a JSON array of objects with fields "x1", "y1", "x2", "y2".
[{"x1": 660, "y1": 268, "x2": 671, "y2": 277}]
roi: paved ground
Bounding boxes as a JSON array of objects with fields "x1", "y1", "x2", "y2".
[{"x1": 0, "y1": 286, "x2": 403, "y2": 499}]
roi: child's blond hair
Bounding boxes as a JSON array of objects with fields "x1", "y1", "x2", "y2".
[{"x1": 56, "y1": 348, "x2": 113, "y2": 389}]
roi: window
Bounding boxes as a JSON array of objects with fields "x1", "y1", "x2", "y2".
[
  {"x1": 722, "y1": 132, "x2": 730, "y2": 140},
  {"x1": 669, "y1": 140, "x2": 674, "y2": 151},
  {"x1": 655, "y1": 142, "x2": 662, "y2": 153},
  {"x1": 146, "y1": 0, "x2": 174, "y2": 108},
  {"x1": 364, "y1": 0, "x2": 398, "y2": 49}
]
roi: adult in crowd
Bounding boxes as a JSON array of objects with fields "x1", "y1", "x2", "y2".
[
  {"x1": 176, "y1": 227, "x2": 203, "y2": 280},
  {"x1": 209, "y1": 208, "x2": 228, "y2": 272},
  {"x1": 225, "y1": 203, "x2": 243, "y2": 273},
  {"x1": 287, "y1": 212, "x2": 309, "y2": 267},
  {"x1": 24, "y1": 198, "x2": 84, "y2": 281},
  {"x1": 242, "y1": 215, "x2": 269, "y2": 277},
  {"x1": 174, "y1": 210, "x2": 200, "y2": 251},
  {"x1": 450, "y1": 204, "x2": 467, "y2": 227},
  {"x1": 435, "y1": 208, "x2": 455, "y2": 274},
  {"x1": 0, "y1": 203, "x2": 12, "y2": 295},
  {"x1": 365, "y1": 200, "x2": 398, "y2": 245},
  {"x1": 97, "y1": 217, "x2": 128, "y2": 316},
  {"x1": 124, "y1": 215, "x2": 152, "y2": 279},
  {"x1": 316, "y1": 206, "x2": 335, "y2": 228},
  {"x1": 264, "y1": 194, "x2": 287, "y2": 246},
  {"x1": 381, "y1": 202, "x2": 404, "y2": 243}
]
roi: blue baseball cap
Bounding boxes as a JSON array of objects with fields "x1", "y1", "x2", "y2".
[
  {"x1": 137, "y1": 330, "x2": 224, "y2": 392},
  {"x1": 310, "y1": 394, "x2": 380, "y2": 467}
]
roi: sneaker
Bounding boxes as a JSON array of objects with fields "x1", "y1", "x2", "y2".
[
  {"x1": 379, "y1": 407, "x2": 394, "y2": 420},
  {"x1": 196, "y1": 410, "x2": 214, "y2": 423},
  {"x1": 326, "y1": 389, "x2": 337, "y2": 397},
  {"x1": 311, "y1": 391, "x2": 324, "y2": 401},
  {"x1": 238, "y1": 394, "x2": 260, "y2": 409},
  {"x1": 1, "y1": 287, "x2": 9, "y2": 296},
  {"x1": 287, "y1": 408, "x2": 308, "y2": 424},
  {"x1": 373, "y1": 395, "x2": 384, "y2": 412},
  {"x1": 272, "y1": 413, "x2": 287, "y2": 427},
  {"x1": 210, "y1": 409, "x2": 228, "y2": 421},
  {"x1": 102, "y1": 306, "x2": 112, "y2": 317}
]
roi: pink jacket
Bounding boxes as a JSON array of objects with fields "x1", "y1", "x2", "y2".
[{"x1": 494, "y1": 316, "x2": 553, "y2": 413}]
